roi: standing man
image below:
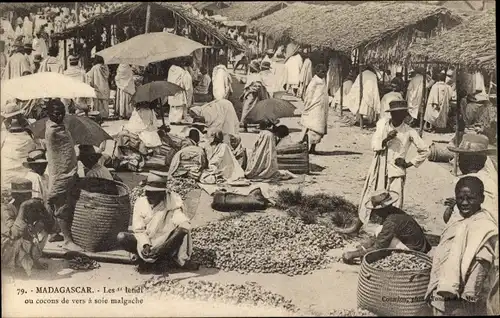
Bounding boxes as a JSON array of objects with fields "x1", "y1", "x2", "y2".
[
  {"x1": 63, "y1": 55, "x2": 87, "y2": 114},
  {"x1": 2, "y1": 37, "x2": 31, "y2": 80},
  {"x1": 167, "y1": 61, "x2": 190, "y2": 124},
  {"x1": 298, "y1": 51, "x2": 313, "y2": 100},
  {"x1": 38, "y1": 46, "x2": 63, "y2": 73},
  {"x1": 45, "y1": 99, "x2": 81, "y2": 250},
  {"x1": 0, "y1": 40, "x2": 8, "y2": 78},
  {"x1": 379, "y1": 80, "x2": 404, "y2": 119},
  {"x1": 23, "y1": 42, "x2": 35, "y2": 73},
  {"x1": 406, "y1": 67, "x2": 431, "y2": 126},
  {"x1": 424, "y1": 72, "x2": 453, "y2": 132},
  {"x1": 86, "y1": 55, "x2": 110, "y2": 119},
  {"x1": 212, "y1": 57, "x2": 232, "y2": 101},
  {"x1": 358, "y1": 100, "x2": 429, "y2": 225},
  {"x1": 285, "y1": 52, "x2": 303, "y2": 96},
  {"x1": 300, "y1": 64, "x2": 329, "y2": 154}
]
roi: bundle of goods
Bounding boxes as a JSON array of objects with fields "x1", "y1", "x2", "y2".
[
  {"x1": 140, "y1": 277, "x2": 298, "y2": 313},
  {"x1": 71, "y1": 178, "x2": 131, "y2": 252},
  {"x1": 276, "y1": 135, "x2": 309, "y2": 174},
  {"x1": 191, "y1": 214, "x2": 345, "y2": 276},
  {"x1": 130, "y1": 177, "x2": 198, "y2": 207},
  {"x1": 211, "y1": 188, "x2": 270, "y2": 212},
  {"x1": 358, "y1": 249, "x2": 432, "y2": 316}
]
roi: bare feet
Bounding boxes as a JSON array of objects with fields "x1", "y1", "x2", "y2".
[{"x1": 62, "y1": 241, "x2": 84, "y2": 252}]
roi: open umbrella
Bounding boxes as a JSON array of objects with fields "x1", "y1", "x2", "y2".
[
  {"x1": 1, "y1": 72, "x2": 96, "y2": 108},
  {"x1": 246, "y1": 98, "x2": 296, "y2": 123},
  {"x1": 133, "y1": 81, "x2": 184, "y2": 103},
  {"x1": 95, "y1": 32, "x2": 208, "y2": 66},
  {"x1": 30, "y1": 115, "x2": 112, "y2": 146}
]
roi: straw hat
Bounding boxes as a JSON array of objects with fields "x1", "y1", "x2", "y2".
[
  {"x1": 69, "y1": 55, "x2": 79, "y2": 63},
  {"x1": 23, "y1": 43, "x2": 33, "y2": 51},
  {"x1": 386, "y1": 100, "x2": 408, "y2": 112},
  {"x1": 365, "y1": 190, "x2": 399, "y2": 210},
  {"x1": 260, "y1": 61, "x2": 271, "y2": 70},
  {"x1": 11, "y1": 178, "x2": 33, "y2": 194},
  {"x1": 143, "y1": 171, "x2": 169, "y2": 192},
  {"x1": 447, "y1": 133, "x2": 491, "y2": 154},
  {"x1": 1, "y1": 100, "x2": 23, "y2": 118},
  {"x1": 22, "y1": 149, "x2": 48, "y2": 169}
]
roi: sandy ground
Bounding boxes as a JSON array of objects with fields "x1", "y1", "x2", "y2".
[{"x1": 2, "y1": 69, "x2": 462, "y2": 317}]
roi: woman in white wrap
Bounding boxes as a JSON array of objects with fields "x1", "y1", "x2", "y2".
[
  {"x1": 332, "y1": 73, "x2": 354, "y2": 110},
  {"x1": 300, "y1": 64, "x2": 329, "y2": 154},
  {"x1": 424, "y1": 72, "x2": 453, "y2": 131},
  {"x1": 345, "y1": 66, "x2": 380, "y2": 125},
  {"x1": 115, "y1": 64, "x2": 135, "y2": 119},
  {"x1": 86, "y1": 56, "x2": 110, "y2": 119},
  {"x1": 200, "y1": 129, "x2": 245, "y2": 184},
  {"x1": 212, "y1": 58, "x2": 232, "y2": 100},
  {"x1": 22, "y1": 17, "x2": 33, "y2": 44},
  {"x1": 285, "y1": 53, "x2": 303, "y2": 96},
  {"x1": 189, "y1": 99, "x2": 239, "y2": 137},
  {"x1": 167, "y1": 63, "x2": 190, "y2": 123},
  {"x1": 406, "y1": 68, "x2": 428, "y2": 122}
]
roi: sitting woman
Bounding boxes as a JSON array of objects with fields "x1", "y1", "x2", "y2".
[
  {"x1": 168, "y1": 129, "x2": 208, "y2": 181},
  {"x1": 426, "y1": 176, "x2": 498, "y2": 316},
  {"x1": 245, "y1": 122, "x2": 290, "y2": 180},
  {"x1": 114, "y1": 102, "x2": 163, "y2": 171},
  {"x1": 199, "y1": 129, "x2": 245, "y2": 184},
  {"x1": 189, "y1": 99, "x2": 240, "y2": 137}
]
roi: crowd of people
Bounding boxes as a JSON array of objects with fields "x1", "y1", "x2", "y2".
[{"x1": 1, "y1": 3, "x2": 498, "y2": 315}]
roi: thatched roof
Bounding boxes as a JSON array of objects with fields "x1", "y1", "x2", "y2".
[
  {"x1": 406, "y1": 9, "x2": 496, "y2": 72},
  {"x1": 252, "y1": 1, "x2": 461, "y2": 64},
  {"x1": 218, "y1": 1, "x2": 288, "y2": 22},
  {"x1": 52, "y1": 2, "x2": 244, "y2": 51}
]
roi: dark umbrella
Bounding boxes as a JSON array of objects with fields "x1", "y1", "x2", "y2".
[
  {"x1": 30, "y1": 115, "x2": 112, "y2": 146},
  {"x1": 132, "y1": 81, "x2": 184, "y2": 103},
  {"x1": 246, "y1": 98, "x2": 296, "y2": 123}
]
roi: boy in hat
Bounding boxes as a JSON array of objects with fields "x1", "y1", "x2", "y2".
[
  {"x1": 23, "y1": 149, "x2": 49, "y2": 201},
  {"x1": 23, "y1": 42, "x2": 34, "y2": 72},
  {"x1": 2, "y1": 36, "x2": 30, "y2": 80},
  {"x1": 1, "y1": 178, "x2": 55, "y2": 276},
  {"x1": 358, "y1": 100, "x2": 429, "y2": 225},
  {"x1": 444, "y1": 133, "x2": 497, "y2": 225},
  {"x1": 77, "y1": 145, "x2": 113, "y2": 180},
  {"x1": 116, "y1": 171, "x2": 198, "y2": 273},
  {"x1": 427, "y1": 176, "x2": 498, "y2": 316},
  {"x1": 342, "y1": 189, "x2": 430, "y2": 264}
]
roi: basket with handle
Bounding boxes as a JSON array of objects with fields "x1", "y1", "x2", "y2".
[
  {"x1": 357, "y1": 248, "x2": 432, "y2": 317},
  {"x1": 71, "y1": 178, "x2": 131, "y2": 252}
]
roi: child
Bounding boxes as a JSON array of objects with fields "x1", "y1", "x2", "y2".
[
  {"x1": 426, "y1": 176, "x2": 498, "y2": 315},
  {"x1": 22, "y1": 149, "x2": 49, "y2": 202}
]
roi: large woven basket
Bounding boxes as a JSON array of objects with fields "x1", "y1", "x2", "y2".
[
  {"x1": 357, "y1": 248, "x2": 432, "y2": 316},
  {"x1": 71, "y1": 178, "x2": 131, "y2": 252},
  {"x1": 276, "y1": 136, "x2": 310, "y2": 174}
]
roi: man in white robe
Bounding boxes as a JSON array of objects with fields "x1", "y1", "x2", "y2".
[
  {"x1": 167, "y1": 63, "x2": 190, "y2": 124},
  {"x1": 32, "y1": 32, "x2": 48, "y2": 59},
  {"x1": 63, "y1": 55, "x2": 87, "y2": 114},
  {"x1": 331, "y1": 74, "x2": 354, "y2": 110},
  {"x1": 300, "y1": 64, "x2": 329, "y2": 154},
  {"x1": 406, "y1": 67, "x2": 432, "y2": 122},
  {"x1": 212, "y1": 58, "x2": 232, "y2": 101},
  {"x1": 344, "y1": 66, "x2": 380, "y2": 125},
  {"x1": 298, "y1": 52, "x2": 313, "y2": 100},
  {"x1": 38, "y1": 46, "x2": 63, "y2": 73},
  {"x1": 2, "y1": 38, "x2": 30, "y2": 80},
  {"x1": 285, "y1": 53, "x2": 303, "y2": 96},
  {"x1": 116, "y1": 172, "x2": 196, "y2": 272},
  {"x1": 379, "y1": 80, "x2": 404, "y2": 120},
  {"x1": 115, "y1": 64, "x2": 135, "y2": 119},
  {"x1": 86, "y1": 56, "x2": 110, "y2": 119},
  {"x1": 424, "y1": 72, "x2": 453, "y2": 131}
]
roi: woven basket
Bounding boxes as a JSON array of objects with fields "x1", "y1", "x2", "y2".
[
  {"x1": 357, "y1": 248, "x2": 432, "y2": 317},
  {"x1": 71, "y1": 178, "x2": 131, "y2": 252},
  {"x1": 277, "y1": 136, "x2": 310, "y2": 174}
]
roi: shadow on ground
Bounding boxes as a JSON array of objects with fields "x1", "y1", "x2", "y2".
[{"x1": 313, "y1": 150, "x2": 362, "y2": 156}]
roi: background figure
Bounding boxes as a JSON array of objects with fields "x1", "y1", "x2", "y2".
[
  {"x1": 115, "y1": 64, "x2": 136, "y2": 119},
  {"x1": 86, "y1": 55, "x2": 110, "y2": 119}
]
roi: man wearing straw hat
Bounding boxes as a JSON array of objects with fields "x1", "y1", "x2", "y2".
[
  {"x1": 444, "y1": 133, "x2": 498, "y2": 225},
  {"x1": 116, "y1": 171, "x2": 198, "y2": 273},
  {"x1": 23, "y1": 149, "x2": 49, "y2": 201},
  {"x1": 358, "y1": 100, "x2": 429, "y2": 226},
  {"x1": 2, "y1": 36, "x2": 31, "y2": 80},
  {"x1": 342, "y1": 189, "x2": 430, "y2": 264},
  {"x1": 1, "y1": 178, "x2": 55, "y2": 276}
]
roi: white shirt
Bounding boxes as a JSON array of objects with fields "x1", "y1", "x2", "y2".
[
  {"x1": 372, "y1": 119, "x2": 430, "y2": 178},
  {"x1": 24, "y1": 170, "x2": 48, "y2": 200}
]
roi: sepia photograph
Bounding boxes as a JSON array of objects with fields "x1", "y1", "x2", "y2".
[{"x1": 0, "y1": 1, "x2": 498, "y2": 316}]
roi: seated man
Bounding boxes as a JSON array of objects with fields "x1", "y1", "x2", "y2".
[
  {"x1": 180, "y1": 129, "x2": 201, "y2": 149},
  {"x1": 116, "y1": 172, "x2": 198, "y2": 273},
  {"x1": 168, "y1": 130, "x2": 208, "y2": 181},
  {"x1": 1, "y1": 179, "x2": 55, "y2": 276},
  {"x1": 342, "y1": 189, "x2": 431, "y2": 264},
  {"x1": 77, "y1": 145, "x2": 113, "y2": 180},
  {"x1": 193, "y1": 67, "x2": 212, "y2": 103},
  {"x1": 427, "y1": 177, "x2": 498, "y2": 316}
]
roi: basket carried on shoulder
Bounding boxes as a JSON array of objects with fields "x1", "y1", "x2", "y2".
[
  {"x1": 357, "y1": 248, "x2": 432, "y2": 317},
  {"x1": 276, "y1": 135, "x2": 310, "y2": 174},
  {"x1": 71, "y1": 178, "x2": 131, "y2": 253}
]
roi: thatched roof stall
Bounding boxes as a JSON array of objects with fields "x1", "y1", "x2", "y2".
[
  {"x1": 253, "y1": 1, "x2": 461, "y2": 65},
  {"x1": 406, "y1": 9, "x2": 495, "y2": 72},
  {"x1": 52, "y1": 2, "x2": 244, "y2": 52},
  {"x1": 218, "y1": 1, "x2": 288, "y2": 22}
]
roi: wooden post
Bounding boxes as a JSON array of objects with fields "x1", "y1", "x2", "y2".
[
  {"x1": 145, "y1": 3, "x2": 151, "y2": 34},
  {"x1": 453, "y1": 64, "x2": 461, "y2": 177},
  {"x1": 75, "y1": 3, "x2": 80, "y2": 24},
  {"x1": 358, "y1": 49, "x2": 364, "y2": 129},
  {"x1": 63, "y1": 40, "x2": 68, "y2": 70},
  {"x1": 339, "y1": 66, "x2": 344, "y2": 116},
  {"x1": 419, "y1": 58, "x2": 428, "y2": 137}
]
